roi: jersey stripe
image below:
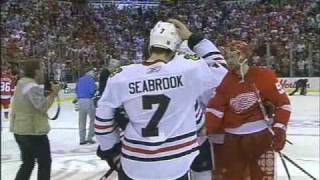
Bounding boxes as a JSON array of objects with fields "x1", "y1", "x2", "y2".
[
  {"x1": 280, "y1": 105, "x2": 291, "y2": 112},
  {"x1": 95, "y1": 116, "x2": 115, "y2": 135},
  {"x1": 95, "y1": 124, "x2": 113, "y2": 130},
  {"x1": 123, "y1": 138, "x2": 197, "y2": 155},
  {"x1": 202, "y1": 51, "x2": 221, "y2": 59},
  {"x1": 122, "y1": 146, "x2": 198, "y2": 162},
  {"x1": 95, "y1": 127, "x2": 117, "y2": 135},
  {"x1": 123, "y1": 131, "x2": 197, "y2": 146},
  {"x1": 96, "y1": 116, "x2": 113, "y2": 122},
  {"x1": 206, "y1": 107, "x2": 224, "y2": 118}
]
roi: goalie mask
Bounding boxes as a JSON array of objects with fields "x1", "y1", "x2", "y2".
[
  {"x1": 225, "y1": 40, "x2": 251, "y2": 81},
  {"x1": 149, "y1": 21, "x2": 182, "y2": 52}
]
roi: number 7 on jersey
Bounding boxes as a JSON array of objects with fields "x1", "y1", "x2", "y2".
[{"x1": 142, "y1": 94, "x2": 170, "y2": 137}]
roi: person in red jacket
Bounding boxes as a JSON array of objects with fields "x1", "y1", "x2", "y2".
[
  {"x1": 1, "y1": 65, "x2": 16, "y2": 119},
  {"x1": 205, "y1": 40, "x2": 291, "y2": 180}
]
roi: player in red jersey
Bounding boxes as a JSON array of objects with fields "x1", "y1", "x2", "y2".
[
  {"x1": 1, "y1": 65, "x2": 16, "y2": 119},
  {"x1": 205, "y1": 41, "x2": 291, "y2": 180}
]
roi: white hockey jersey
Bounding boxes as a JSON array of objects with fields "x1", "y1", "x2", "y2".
[{"x1": 95, "y1": 53, "x2": 224, "y2": 180}]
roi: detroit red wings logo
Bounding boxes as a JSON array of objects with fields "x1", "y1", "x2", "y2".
[{"x1": 230, "y1": 92, "x2": 257, "y2": 113}]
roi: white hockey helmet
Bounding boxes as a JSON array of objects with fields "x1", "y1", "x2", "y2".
[{"x1": 149, "y1": 21, "x2": 182, "y2": 52}]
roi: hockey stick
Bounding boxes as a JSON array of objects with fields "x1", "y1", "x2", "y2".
[
  {"x1": 101, "y1": 166, "x2": 115, "y2": 180},
  {"x1": 280, "y1": 153, "x2": 317, "y2": 180},
  {"x1": 251, "y1": 84, "x2": 292, "y2": 145},
  {"x1": 286, "y1": 139, "x2": 293, "y2": 145},
  {"x1": 207, "y1": 136, "x2": 217, "y2": 180},
  {"x1": 251, "y1": 84, "x2": 275, "y2": 135},
  {"x1": 279, "y1": 152, "x2": 291, "y2": 180},
  {"x1": 101, "y1": 158, "x2": 121, "y2": 179}
]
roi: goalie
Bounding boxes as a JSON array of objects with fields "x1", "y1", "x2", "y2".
[{"x1": 205, "y1": 40, "x2": 291, "y2": 180}]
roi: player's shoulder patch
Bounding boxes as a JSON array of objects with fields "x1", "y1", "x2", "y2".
[
  {"x1": 184, "y1": 54, "x2": 200, "y2": 61},
  {"x1": 110, "y1": 67, "x2": 123, "y2": 78}
]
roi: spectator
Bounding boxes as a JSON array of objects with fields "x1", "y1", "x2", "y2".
[{"x1": 1, "y1": 0, "x2": 319, "y2": 78}]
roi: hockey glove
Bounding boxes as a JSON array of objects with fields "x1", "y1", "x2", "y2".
[
  {"x1": 272, "y1": 127, "x2": 286, "y2": 152},
  {"x1": 114, "y1": 108, "x2": 129, "y2": 130},
  {"x1": 263, "y1": 101, "x2": 275, "y2": 118},
  {"x1": 97, "y1": 143, "x2": 121, "y2": 171}
]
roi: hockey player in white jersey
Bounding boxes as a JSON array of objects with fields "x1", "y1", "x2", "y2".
[{"x1": 95, "y1": 20, "x2": 226, "y2": 180}]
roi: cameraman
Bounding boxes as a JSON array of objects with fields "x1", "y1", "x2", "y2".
[{"x1": 10, "y1": 61, "x2": 60, "y2": 180}]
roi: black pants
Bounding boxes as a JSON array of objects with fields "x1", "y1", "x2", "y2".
[
  {"x1": 118, "y1": 167, "x2": 189, "y2": 180},
  {"x1": 14, "y1": 134, "x2": 52, "y2": 180},
  {"x1": 289, "y1": 86, "x2": 307, "y2": 95}
]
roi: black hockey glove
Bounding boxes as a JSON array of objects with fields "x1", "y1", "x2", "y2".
[
  {"x1": 263, "y1": 101, "x2": 275, "y2": 118},
  {"x1": 97, "y1": 143, "x2": 121, "y2": 171},
  {"x1": 114, "y1": 108, "x2": 129, "y2": 130}
]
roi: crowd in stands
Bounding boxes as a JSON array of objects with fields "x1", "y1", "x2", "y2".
[{"x1": 1, "y1": 0, "x2": 319, "y2": 82}]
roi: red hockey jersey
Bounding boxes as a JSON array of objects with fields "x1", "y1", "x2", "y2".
[
  {"x1": 1, "y1": 73, "x2": 16, "y2": 99},
  {"x1": 206, "y1": 67, "x2": 291, "y2": 134}
]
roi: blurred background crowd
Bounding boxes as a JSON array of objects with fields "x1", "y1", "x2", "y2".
[{"x1": 1, "y1": 0, "x2": 319, "y2": 82}]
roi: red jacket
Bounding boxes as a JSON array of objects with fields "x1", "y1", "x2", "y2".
[
  {"x1": 1, "y1": 72, "x2": 16, "y2": 99},
  {"x1": 206, "y1": 67, "x2": 291, "y2": 134}
]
